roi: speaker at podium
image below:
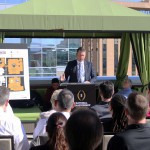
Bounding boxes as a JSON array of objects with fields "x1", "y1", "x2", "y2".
[{"x1": 60, "y1": 83, "x2": 96, "y2": 107}]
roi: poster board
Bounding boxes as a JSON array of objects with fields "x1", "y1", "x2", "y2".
[{"x1": 0, "y1": 44, "x2": 30, "y2": 100}]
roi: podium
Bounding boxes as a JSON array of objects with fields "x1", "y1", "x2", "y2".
[{"x1": 60, "y1": 83, "x2": 97, "y2": 107}]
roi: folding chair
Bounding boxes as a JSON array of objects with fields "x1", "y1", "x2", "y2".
[
  {"x1": 102, "y1": 133, "x2": 114, "y2": 150},
  {"x1": 0, "y1": 135, "x2": 14, "y2": 150}
]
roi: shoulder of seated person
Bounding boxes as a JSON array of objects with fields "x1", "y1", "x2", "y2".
[
  {"x1": 0, "y1": 113, "x2": 21, "y2": 124},
  {"x1": 40, "y1": 110, "x2": 56, "y2": 119}
]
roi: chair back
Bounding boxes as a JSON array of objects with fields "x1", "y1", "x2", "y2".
[
  {"x1": 102, "y1": 133, "x2": 114, "y2": 150},
  {"x1": 30, "y1": 135, "x2": 49, "y2": 147},
  {"x1": 0, "y1": 135, "x2": 14, "y2": 150},
  {"x1": 39, "y1": 135, "x2": 49, "y2": 145}
]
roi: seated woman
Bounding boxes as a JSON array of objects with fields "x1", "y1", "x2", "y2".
[
  {"x1": 102, "y1": 94, "x2": 128, "y2": 132},
  {"x1": 30, "y1": 112, "x2": 68, "y2": 150}
]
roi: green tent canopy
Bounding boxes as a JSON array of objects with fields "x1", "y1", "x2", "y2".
[{"x1": 0, "y1": 0, "x2": 149, "y2": 38}]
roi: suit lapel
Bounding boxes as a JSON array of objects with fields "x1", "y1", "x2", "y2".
[
  {"x1": 84, "y1": 61, "x2": 88, "y2": 80},
  {"x1": 74, "y1": 60, "x2": 78, "y2": 80}
]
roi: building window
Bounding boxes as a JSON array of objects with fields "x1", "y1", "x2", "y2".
[
  {"x1": 69, "y1": 49, "x2": 76, "y2": 61},
  {"x1": 57, "y1": 48, "x2": 68, "y2": 66},
  {"x1": 140, "y1": 10, "x2": 150, "y2": 14},
  {"x1": 69, "y1": 39, "x2": 80, "y2": 61},
  {"x1": 114, "y1": 39, "x2": 118, "y2": 75},
  {"x1": 69, "y1": 39, "x2": 80, "y2": 48},
  {"x1": 102, "y1": 39, "x2": 107, "y2": 76},
  {"x1": 4, "y1": 38, "x2": 80, "y2": 77}
]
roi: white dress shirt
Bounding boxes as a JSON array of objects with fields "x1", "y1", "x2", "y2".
[
  {"x1": 0, "y1": 110, "x2": 29, "y2": 150},
  {"x1": 77, "y1": 60, "x2": 85, "y2": 83},
  {"x1": 6, "y1": 104, "x2": 14, "y2": 115},
  {"x1": 33, "y1": 110, "x2": 70, "y2": 139}
]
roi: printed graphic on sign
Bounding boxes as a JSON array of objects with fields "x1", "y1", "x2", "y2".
[{"x1": 0, "y1": 47, "x2": 30, "y2": 100}]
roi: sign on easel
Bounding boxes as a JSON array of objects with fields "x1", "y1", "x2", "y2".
[{"x1": 0, "y1": 44, "x2": 30, "y2": 100}]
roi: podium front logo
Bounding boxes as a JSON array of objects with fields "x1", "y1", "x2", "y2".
[{"x1": 77, "y1": 90, "x2": 86, "y2": 101}]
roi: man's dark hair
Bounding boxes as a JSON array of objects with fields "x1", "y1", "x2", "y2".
[
  {"x1": 51, "y1": 78, "x2": 59, "y2": 84},
  {"x1": 65, "y1": 109, "x2": 103, "y2": 150},
  {"x1": 57, "y1": 89, "x2": 74, "y2": 110},
  {"x1": 76, "y1": 47, "x2": 86, "y2": 53},
  {"x1": 99, "y1": 81, "x2": 114, "y2": 99},
  {"x1": 127, "y1": 92, "x2": 149, "y2": 121}
]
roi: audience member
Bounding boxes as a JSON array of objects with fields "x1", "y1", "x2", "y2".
[
  {"x1": 91, "y1": 81, "x2": 114, "y2": 119},
  {"x1": 33, "y1": 89, "x2": 75, "y2": 140},
  {"x1": 107, "y1": 93, "x2": 150, "y2": 150},
  {"x1": 30, "y1": 112, "x2": 68, "y2": 150},
  {"x1": 65, "y1": 109, "x2": 103, "y2": 150},
  {"x1": 65, "y1": 108, "x2": 103, "y2": 150},
  {"x1": 33, "y1": 89, "x2": 61, "y2": 139},
  {"x1": 43, "y1": 78, "x2": 60, "y2": 111},
  {"x1": 0, "y1": 86, "x2": 29, "y2": 150},
  {"x1": 117, "y1": 77, "x2": 132, "y2": 98},
  {"x1": 103, "y1": 94, "x2": 128, "y2": 132}
]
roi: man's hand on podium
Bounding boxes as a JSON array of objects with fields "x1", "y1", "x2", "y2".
[{"x1": 84, "y1": 81, "x2": 91, "y2": 84}]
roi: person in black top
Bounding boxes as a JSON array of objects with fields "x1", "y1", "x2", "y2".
[
  {"x1": 107, "y1": 92, "x2": 150, "y2": 150},
  {"x1": 103, "y1": 94, "x2": 128, "y2": 132},
  {"x1": 65, "y1": 108, "x2": 103, "y2": 150},
  {"x1": 91, "y1": 81, "x2": 114, "y2": 119}
]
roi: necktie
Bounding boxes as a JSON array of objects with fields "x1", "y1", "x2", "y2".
[
  {"x1": 78, "y1": 62, "x2": 81, "y2": 82},
  {"x1": 78, "y1": 62, "x2": 85, "y2": 83}
]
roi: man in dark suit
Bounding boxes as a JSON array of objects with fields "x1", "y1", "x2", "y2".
[{"x1": 60, "y1": 47, "x2": 96, "y2": 83}]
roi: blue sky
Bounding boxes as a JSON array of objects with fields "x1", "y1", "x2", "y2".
[{"x1": 0, "y1": 0, "x2": 27, "y2": 4}]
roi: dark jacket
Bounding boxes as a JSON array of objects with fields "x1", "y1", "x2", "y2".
[
  {"x1": 64, "y1": 60, "x2": 96, "y2": 83},
  {"x1": 107, "y1": 123, "x2": 150, "y2": 150},
  {"x1": 91, "y1": 101, "x2": 112, "y2": 119}
]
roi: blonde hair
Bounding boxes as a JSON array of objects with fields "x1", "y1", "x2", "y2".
[{"x1": 50, "y1": 89, "x2": 62, "y2": 106}]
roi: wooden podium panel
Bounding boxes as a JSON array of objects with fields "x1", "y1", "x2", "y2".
[{"x1": 61, "y1": 83, "x2": 96, "y2": 107}]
